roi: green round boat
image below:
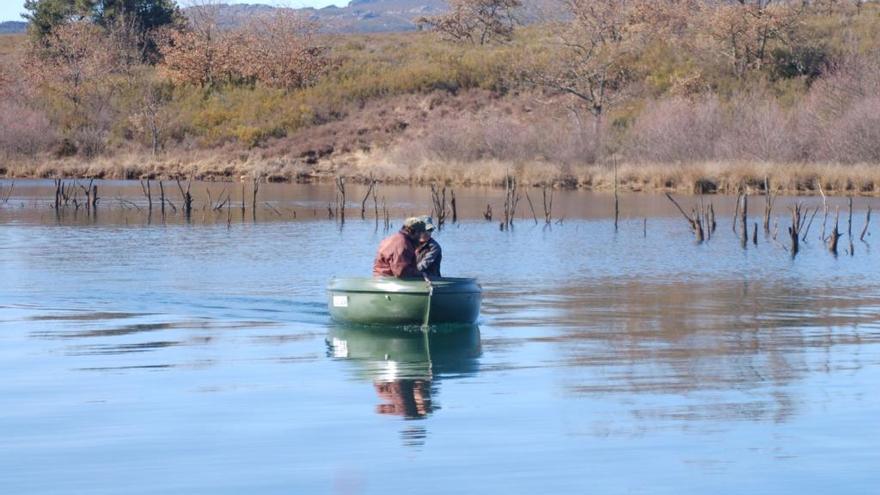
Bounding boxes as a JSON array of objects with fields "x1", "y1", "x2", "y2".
[{"x1": 327, "y1": 277, "x2": 482, "y2": 325}]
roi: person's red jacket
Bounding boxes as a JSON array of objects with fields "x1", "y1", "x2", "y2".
[{"x1": 372, "y1": 229, "x2": 420, "y2": 278}]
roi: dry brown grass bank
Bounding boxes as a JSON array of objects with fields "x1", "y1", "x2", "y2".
[
  {"x1": 345, "y1": 152, "x2": 880, "y2": 195},
  {"x1": 4, "y1": 150, "x2": 880, "y2": 197}
]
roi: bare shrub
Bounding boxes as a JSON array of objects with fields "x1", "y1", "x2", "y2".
[
  {"x1": 805, "y1": 55, "x2": 880, "y2": 121},
  {"x1": 627, "y1": 92, "x2": 798, "y2": 164},
  {"x1": 716, "y1": 94, "x2": 797, "y2": 163},
  {"x1": 626, "y1": 96, "x2": 722, "y2": 163},
  {"x1": 794, "y1": 55, "x2": 880, "y2": 163},
  {"x1": 391, "y1": 110, "x2": 599, "y2": 169},
  {"x1": 820, "y1": 96, "x2": 880, "y2": 163},
  {"x1": 0, "y1": 101, "x2": 57, "y2": 157}
]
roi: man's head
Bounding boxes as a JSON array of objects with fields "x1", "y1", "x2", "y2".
[
  {"x1": 403, "y1": 216, "x2": 436, "y2": 241},
  {"x1": 419, "y1": 215, "x2": 435, "y2": 243}
]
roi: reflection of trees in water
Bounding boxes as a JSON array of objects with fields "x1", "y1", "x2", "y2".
[
  {"x1": 327, "y1": 325, "x2": 480, "y2": 445},
  {"x1": 497, "y1": 279, "x2": 880, "y2": 426}
]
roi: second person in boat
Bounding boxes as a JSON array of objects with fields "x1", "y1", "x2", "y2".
[{"x1": 415, "y1": 216, "x2": 442, "y2": 279}]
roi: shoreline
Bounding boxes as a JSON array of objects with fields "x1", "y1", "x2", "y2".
[{"x1": 2, "y1": 152, "x2": 879, "y2": 197}]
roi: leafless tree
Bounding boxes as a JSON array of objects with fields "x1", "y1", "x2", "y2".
[{"x1": 417, "y1": 0, "x2": 522, "y2": 45}]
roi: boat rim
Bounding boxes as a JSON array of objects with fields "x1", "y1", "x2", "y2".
[{"x1": 328, "y1": 276, "x2": 482, "y2": 295}]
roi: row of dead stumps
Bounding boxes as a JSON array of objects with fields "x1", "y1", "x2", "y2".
[
  {"x1": 665, "y1": 179, "x2": 872, "y2": 258},
  {"x1": 33, "y1": 176, "x2": 872, "y2": 259},
  {"x1": 39, "y1": 174, "x2": 556, "y2": 231},
  {"x1": 482, "y1": 175, "x2": 559, "y2": 230},
  {"x1": 330, "y1": 175, "x2": 558, "y2": 232},
  {"x1": 331, "y1": 176, "x2": 463, "y2": 231},
  {"x1": 48, "y1": 176, "x2": 265, "y2": 224},
  {"x1": 330, "y1": 175, "x2": 392, "y2": 230},
  {"x1": 430, "y1": 176, "x2": 559, "y2": 231},
  {"x1": 46, "y1": 175, "x2": 403, "y2": 229}
]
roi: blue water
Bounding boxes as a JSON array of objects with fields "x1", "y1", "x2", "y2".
[{"x1": 1, "y1": 187, "x2": 880, "y2": 494}]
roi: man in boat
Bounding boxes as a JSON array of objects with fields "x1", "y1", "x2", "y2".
[
  {"x1": 415, "y1": 216, "x2": 442, "y2": 278},
  {"x1": 372, "y1": 217, "x2": 431, "y2": 278}
]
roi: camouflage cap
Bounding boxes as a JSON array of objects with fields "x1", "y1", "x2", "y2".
[
  {"x1": 420, "y1": 216, "x2": 436, "y2": 232},
  {"x1": 403, "y1": 216, "x2": 435, "y2": 233}
]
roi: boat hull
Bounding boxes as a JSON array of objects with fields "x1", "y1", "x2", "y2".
[{"x1": 327, "y1": 277, "x2": 481, "y2": 325}]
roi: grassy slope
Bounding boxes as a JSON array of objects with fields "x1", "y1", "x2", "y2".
[{"x1": 3, "y1": 8, "x2": 880, "y2": 195}]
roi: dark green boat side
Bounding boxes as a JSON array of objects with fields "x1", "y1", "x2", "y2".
[{"x1": 327, "y1": 277, "x2": 482, "y2": 325}]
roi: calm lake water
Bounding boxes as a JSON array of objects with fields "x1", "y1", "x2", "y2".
[{"x1": 1, "y1": 180, "x2": 879, "y2": 494}]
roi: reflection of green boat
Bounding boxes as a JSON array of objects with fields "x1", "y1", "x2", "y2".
[
  {"x1": 327, "y1": 324, "x2": 482, "y2": 379},
  {"x1": 327, "y1": 324, "x2": 481, "y2": 423},
  {"x1": 327, "y1": 277, "x2": 482, "y2": 326}
]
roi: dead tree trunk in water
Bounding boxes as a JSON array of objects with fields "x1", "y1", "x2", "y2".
[
  {"x1": 430, "y1": 184, "x2": 447, "y2": 228},
  {"x1": 372, "y1": 185, "x2": 379, "y2": 230},
  {"x1": 0, "y1": 181, "x2": 14, "y2": 204},
  {"x1": 763, "y1": 176, "x2": 774, "y2": 235},
  {"x1": 334, "y1": 177, "x2": 345, "y2": 224},
  {"x1": 159, "y1": 181, "x2": 167, "y2": 218},
  {"x1": 818, "y1": 181, "x2": 828, "y2": 241},
  {"x1": 360, "y1": 175, "x2": 376, "y2": 220},
  {"x1": 89, "y1": 184, "x2": 98, "y2": 211},
  {"x1": 828, "y1": 206, "x2": 841, "y2": 255},
  {"x1": 54, "y1": 179, "x2": 62, "y2": 210},
  {"x1": 860, "y1": 206, "x2": 872, "y2": 242},
  {"x1": 79, "y1": 179, "x2": 97, "y2": 213},
  {"x1": 524, "y1": 190, "x2": 539, "y2": 225},
  {"x1": 733, "y1": 192, "x2": 742, "y2": 235},
  {"x1": 543, "y1": 186, "x2": 553, "y2": 225},
  {"x1": 613, "y1": 160, "x2": 619, "y2": 232},
  {"x1": 699, "y1": 196, "x2": 709, "y2": 240},
  {"x1": 140, "y1": 180, "x2": 152, "y2": 212},
  {"x1": 141, "y1": 179, "x2": 152, "y2": 223},
  {"x1": 802, "y1": 206, "x2": 819, "y2": 242},
  {"x1": 252, "y1": 176, "x2": 261, "y2": 222},
  {"x1": 847, "y1": 197, "x2": 854, "y2": 255},
  {"x1": 708, "y1": 203, "x2": 716, "y2": 234},
  {"x1": 484, "y1": 204, "x2": 493, "y2": 221},
  {"x1": 665, "y1": 193, "x2": 704, "y2": 242},
  {"x1": 158, "y1": 181, "x2": 165, "y2": 214},
  {"x1": 740, "y1": 192, "x2": 749, "y2": 248},
  {"x1": 501, "y1": 175, "x2": 519, "y2": 231},
  {"x1": 789, "y1": 203, "x2": 804, "y2": 257},
  {"x1": 450, "y1": 190, "x2": 457, "y2": 223},
  {"x1": 176, "y1": 178, "x2": 193, "y2": 220}
]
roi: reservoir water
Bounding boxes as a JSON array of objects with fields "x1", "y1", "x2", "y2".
[{"x1": 1, "y1": 180, "x2": 878, "y2": 494}]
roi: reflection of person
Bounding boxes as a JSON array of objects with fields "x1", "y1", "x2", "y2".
[
  {"x1": 372, "y1": 217, "x2": 430, "y2": 278},
  {"x1": 415, "y1": 216, "x2": 442, "y2": 278},
  {"x1": 374, "y1": 379, "x2": 434, "y2": 419}
]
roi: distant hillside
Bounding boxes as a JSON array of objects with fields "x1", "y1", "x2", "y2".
[
  {"x1": 2, "y1": 2, "x2": 541, "y2": 35},
  {"x1": 208, "y1": 0, "x2": 447, "y2": 33},
  {"x1": 0, "y1": 21, "x2": 26, "y2": 34}
]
